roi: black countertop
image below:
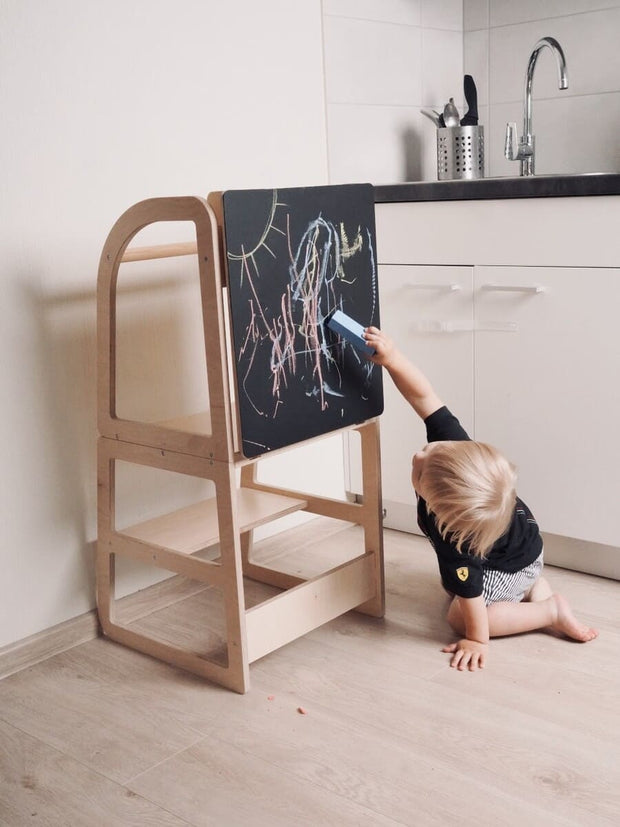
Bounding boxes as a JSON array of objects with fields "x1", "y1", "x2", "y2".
[{"x1": 374, "y1": 173, "x2": 620, "y2": 203}]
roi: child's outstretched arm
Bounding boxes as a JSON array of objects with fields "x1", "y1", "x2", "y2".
[{"x1": 364, "y1": 326, "x2": 443, "y2": 421}]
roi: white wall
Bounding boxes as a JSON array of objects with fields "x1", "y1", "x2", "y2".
[
  {"x1": 0, "y1": 0, "x2": 329, "y2": 649},
  {"x1": 324, "y1": 0, "x2": 620, "y2": 183},
  {"x1": 323, "y1": 0, "x2": 464, "y2": 183},
  {"x1": 465, "y1": 0, "x2": 620, "y2": 176}
]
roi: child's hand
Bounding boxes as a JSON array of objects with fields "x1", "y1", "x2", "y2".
[
  {"x1": 442, "y1": 638, "x2": 488, "y2": 671},
  {"x1": 363, "y1": 326, "x2": 395, "y2": 365}
]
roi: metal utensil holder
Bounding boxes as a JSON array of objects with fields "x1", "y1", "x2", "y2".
[{"x1": 437, "y1": 125, "x2": 484, "y2": 180}]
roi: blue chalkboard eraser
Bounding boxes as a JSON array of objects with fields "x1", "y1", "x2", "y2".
[{"x1": 327, "y1": 310, "x2": 375, "y2": 355}]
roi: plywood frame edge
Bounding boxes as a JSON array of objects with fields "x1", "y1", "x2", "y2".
[
  {"x1": 96, "y1": 195, "x2": 237, "y2": 462},
  {"x1": 97, "y1": 434, "x2": 251, "y2": 692}
]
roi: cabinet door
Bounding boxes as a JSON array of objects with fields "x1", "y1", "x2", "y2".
[
  {"x1": 378, "y1": 265, "x2": 474, "y2": 532},
  {"x1": 475, "y1": 266, "x2": 620, "y2": 547}
]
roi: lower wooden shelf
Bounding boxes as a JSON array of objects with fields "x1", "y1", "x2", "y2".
[{"x1": 118, "y1": 488, "x2": 308, "y2": 555}]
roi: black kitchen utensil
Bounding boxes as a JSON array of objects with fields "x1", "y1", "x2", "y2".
[{"x1": 460, "y1": 74, "x2": 478, "y2": 125}]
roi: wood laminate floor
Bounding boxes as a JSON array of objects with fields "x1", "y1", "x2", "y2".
[{"x1": 1, "y1": 520, "x2": 618, "y2": 826}]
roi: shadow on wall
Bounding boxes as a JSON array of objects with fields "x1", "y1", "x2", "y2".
[
  {"x1": 22, "y1": 278, "x2": 98, "y2": 607},
  {"x1": 26, "y1": 256, "x2": 214, "y2": 607},
  {"x1": 401, "y1": 126, "x2": 423, "y2": 182}
]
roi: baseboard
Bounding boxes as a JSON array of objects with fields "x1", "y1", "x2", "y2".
[
  {"x1": 0, "y1": 573, "x2": 210, "y2": 681},
  {"x1": 0, "y1": 610, "x2": 100, "y2": 681},
  {"x1": 541, "y1": 532, "x2": 620, "y2": 581},
  {"x1": 381, "y1": 498, "x2": 419, "y2": 535}
]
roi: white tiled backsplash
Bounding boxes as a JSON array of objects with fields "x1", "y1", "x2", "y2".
[{"x1": 323, "y1": 0, "x2": 620, "y2": 182}]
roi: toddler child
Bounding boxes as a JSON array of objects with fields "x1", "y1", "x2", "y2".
[{"x1": 364, "y1": 326, "x2": 598, "y2": 671}]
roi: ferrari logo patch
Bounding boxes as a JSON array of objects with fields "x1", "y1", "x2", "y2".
[{"x1": 456, "y1": 567, "x2": 469, "y2": 582}]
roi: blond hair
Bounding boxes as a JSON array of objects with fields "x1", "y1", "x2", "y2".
[{"x1": 421, "y1": 441, "x2": 517, "y2": 558}]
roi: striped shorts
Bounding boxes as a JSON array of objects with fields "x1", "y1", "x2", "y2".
[{"x1": 482, "y1": 552, "x2": 544, "y2": 606}]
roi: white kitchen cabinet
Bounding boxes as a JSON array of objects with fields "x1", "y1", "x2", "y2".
[
  {"x1": 474, "y1": 265, "x2": 620, "y2": 548},
  {"x1": 372, "y1": 195, "x2": 620, "y2": 578},
  {"x1": 377, "y1": 265, "x2": 474, "y2": 532}
]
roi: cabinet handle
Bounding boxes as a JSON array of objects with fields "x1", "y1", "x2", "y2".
[
  {"x1": 411, "y1": 320, "x2": 518, "y2": 333},
  {"x1": 406, "y1": 283, "x2": 462, "y2": 292},
  {"x1": 481, "y1": 283, "x2": 545, "y2": 294},
  {"x1": 411, "y1": 320, "x2": 472, "y2": 333},
  {"x1": 478, "y1": 321, "x2": 519, "y2": 332}
]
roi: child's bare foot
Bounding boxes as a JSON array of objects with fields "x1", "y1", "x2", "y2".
[{"x1": 549, "y1": 593, "x2": 598, "y2": 642}]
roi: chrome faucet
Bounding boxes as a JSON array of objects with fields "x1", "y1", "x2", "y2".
[{"x1": 505, "y1": 36, "x2": 568, "y2": 176}]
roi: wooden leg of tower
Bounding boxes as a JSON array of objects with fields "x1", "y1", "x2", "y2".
[
  {"x1": 213, "y1": 462, "x2": 250, "y2": 693},
  {"x1": 96, "y1": 438, "x2": 116, "y2": 632},
  {"x1": 95, "y1": 548, "x2": 115, "y2": 632},
  {"x1": 240, "y1": 530, "x2": 253, "y2": 571},
  {"x1": 237, "y1": 462, "x2": 309, "y2": 590},
  {"x1": 354, "y1": 420, "x2": 385, "y2": 618},
  {"x1": 239, "y1": 464, "x2": 255, "y2": 573}
]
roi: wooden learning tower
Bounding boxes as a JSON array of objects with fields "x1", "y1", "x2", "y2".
[{"x1": 96, "y1": 194, "x2": 384, "y2": 693}]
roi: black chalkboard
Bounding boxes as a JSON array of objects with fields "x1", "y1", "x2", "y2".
[{"x1": 222, "y1": 184, "x2": 382, "y2": 458}]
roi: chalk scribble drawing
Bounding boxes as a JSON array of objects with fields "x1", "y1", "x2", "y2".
[{"x1": 223, "y1": 184, "x2": 383, "y2": 457}]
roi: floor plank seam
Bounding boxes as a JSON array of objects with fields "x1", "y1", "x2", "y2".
[
  {"x1": 203, "y1": 731, "x2": 409, "y2": 827},
  {"x1": 305, "y1": 615, "x2": 454, "y2": 683},
  {"x1": 0, "y1": 708, "x2": 210, "y2": 800},
  {"x1": 123, "y1": 732, "x2": 210, "y2": 787},
  {"x1": 0, "y1": 715, "x2": 200, "y2": 825}
]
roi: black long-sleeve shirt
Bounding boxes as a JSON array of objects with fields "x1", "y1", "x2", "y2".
[{"x1": 417, "y1": 406, "x2": 543, "y2": 598}]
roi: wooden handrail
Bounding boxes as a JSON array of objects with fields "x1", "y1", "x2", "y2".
[{"x1": 121, "y1": 241, "x2": 198, "y2": 262}]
